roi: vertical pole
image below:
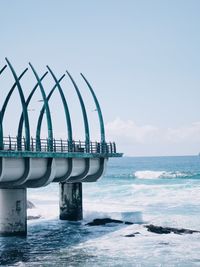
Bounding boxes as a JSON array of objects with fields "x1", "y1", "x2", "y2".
[
  {"x1": 53, "y1": 138, "x2": 56, "y2": 152},
  {"x1": 59, "y1": 182, "x2": 83, "y2": 221},
  {"x1": 0, "y1": 188, "x2": 27, "y2": 236},
  {"x1": 8, "y1": 135, "x2": 11, "y2": 150},
  {"x1": 31, "y1": 137, "x2": 34, "y2": 151}
]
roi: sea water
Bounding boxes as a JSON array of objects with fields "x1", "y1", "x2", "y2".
[{"x1": 0, "y1": 156, "x2": 200, "y2": 266}]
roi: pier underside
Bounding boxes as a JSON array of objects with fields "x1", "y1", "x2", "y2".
[
  {"x1": 0, "y1": 155, "x2": 108, "y2": 236},
  {"x1": 0, "y1": 156, "x2": 108, "y2": 187}
]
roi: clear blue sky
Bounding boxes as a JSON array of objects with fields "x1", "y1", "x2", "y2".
[{"x1": 1, "y1": 0, "x2": 200, "y2": 156}]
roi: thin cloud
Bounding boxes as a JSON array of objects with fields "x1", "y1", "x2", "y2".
[
  {"x1": 106, "y1": 117, "x2": 158, "y2": 144},
  {"x1": 105, "y1": 118, "x2": 200, "y2": 156}
]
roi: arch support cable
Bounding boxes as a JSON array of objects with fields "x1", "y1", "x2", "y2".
[
  {"x1": 1, "y1": 68, "x2": 28, "y2": 119},
  {"x1": 29, "y1": 63, "x2": 53, "y2": 151},
  {"x1": 1, "y1": 67, "x2": 28, "y2": 150},
  {"x1": 5, "y1": 58, "x2": 30, "y2": 150},
  {"x1": 66, "y1": 71, "x2": 90, "y2": 152},
  {"x1": 17, "y1": 71, "x2": 48, "y2": 150},
  {"x1": 47, "y1": 66, "x2": 73, "y2": 144},
  {"x1": 0, "y1": 65, "x2": 7, "y2": 150},
  {"x1": 81, "y1": 73, "x2": 105, "y2": 143},
  {"x1": 36, "y1": 74, "x2": 65, "y2": 151},
  {"x1": 0, "y1": 65, "x2": 7, "y2": 75}
]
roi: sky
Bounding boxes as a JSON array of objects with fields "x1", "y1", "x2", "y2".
[{"x1": 1, "y1": 0, "x2": 200, "y2": 156}]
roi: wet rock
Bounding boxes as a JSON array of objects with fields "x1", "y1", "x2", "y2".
[
  {"x1": 145, "y1": 224, "x2": 200, "y2": 235},
  {"x1": 125, "y1": 234, "x2": 135, "y2": 237},
  {"x1": 86, "y1": 218, "x2": 133, "y2": 226},
  {"x1": 158, "y1": 242, "x2": 169, "y2": 245},
  {"x1": 27, "y1": 215, "x2": 41, "y2": 220},
  {"x1": 124, "y1": 232, "x2": 140, "y2": 237},
  {"x1": 27, "y1": 200, "x2": 35, "y2": 209}
]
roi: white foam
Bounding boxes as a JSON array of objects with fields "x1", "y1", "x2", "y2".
[
  {"x1": 134, "y1": 170, "x2": 190, "y2": 179},
  {"x1": 134, "y1": 170, "x2": 165, "y2": 179},
  {"x1": 27, "y1": 204, "x2": 58, "y2": 224}
]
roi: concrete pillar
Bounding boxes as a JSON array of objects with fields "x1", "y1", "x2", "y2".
[
  {"x1": 59, "y1": 182, "x2": 83, "y2": 221},
  {"x1": 0, "y1": 188, "x2": 27, "y2": 236}
]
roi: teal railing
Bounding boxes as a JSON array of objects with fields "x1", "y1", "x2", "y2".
[{"x1": 2, "y1": 136, "x2": 116, "y2": 154}]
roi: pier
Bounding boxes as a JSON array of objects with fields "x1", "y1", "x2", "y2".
[{"x1": 0, "y1": 58, "x2": 122, "y2": 236}]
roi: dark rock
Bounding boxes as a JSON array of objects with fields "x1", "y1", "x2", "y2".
[
  {"x1": 158, "y1": 242, "x2": 169, "y2": 245},
  {"x1": 27, "y1": 200, "x2": 35, "y2": 209},
  {"x1": 86, "y1": 218, "x2": 133, "y2": 226},
  {"x1": 124, "y1": 221, "x2": 133, "y2": 225},
  {"x1": 124, "y1": 232, "x2": 140, "y2": 237},
  {"x1": 145, "y1": 224, "x2": 200, "y2": 235},
  {"x1": 27, "y1": 215, "x2": 41, "y2": 220},
  {"x1": 125, "y1": 234, "x2": 135, "y2": 237}
]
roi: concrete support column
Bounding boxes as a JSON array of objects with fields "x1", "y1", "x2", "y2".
[
  {"x1": 0, "y1": 188, "x2": 27, "y2": 236},
  {"x1": 59, "y1": 182, "x2": 83, "y2": 221}
]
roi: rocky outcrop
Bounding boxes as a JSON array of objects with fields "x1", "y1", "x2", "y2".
[
  {"x1": 145, "y1": 224, "x2": 200, "y2": 235},
  {"x1": 86, "y1": 218, "x2": 133, "y2": 226},
  {"x1": 27, "y1": 215, "x2": 41, "y2": 220},
  {"x1": 124, "y1": 232, "x2": 140, "y2": 237}
]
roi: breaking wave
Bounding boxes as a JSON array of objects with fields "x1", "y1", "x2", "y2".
[{"x1": 133, "y1": 170, "x2": 200, "y2": 179}]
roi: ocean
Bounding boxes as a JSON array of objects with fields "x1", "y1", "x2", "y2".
[{"x1": 1, "y1": 156, "x2": 200, "y2": 266}]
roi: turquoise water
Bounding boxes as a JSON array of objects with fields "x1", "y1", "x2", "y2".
[{"x1": 1, "y1": 156, "x2": 200, "y2": 266}]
